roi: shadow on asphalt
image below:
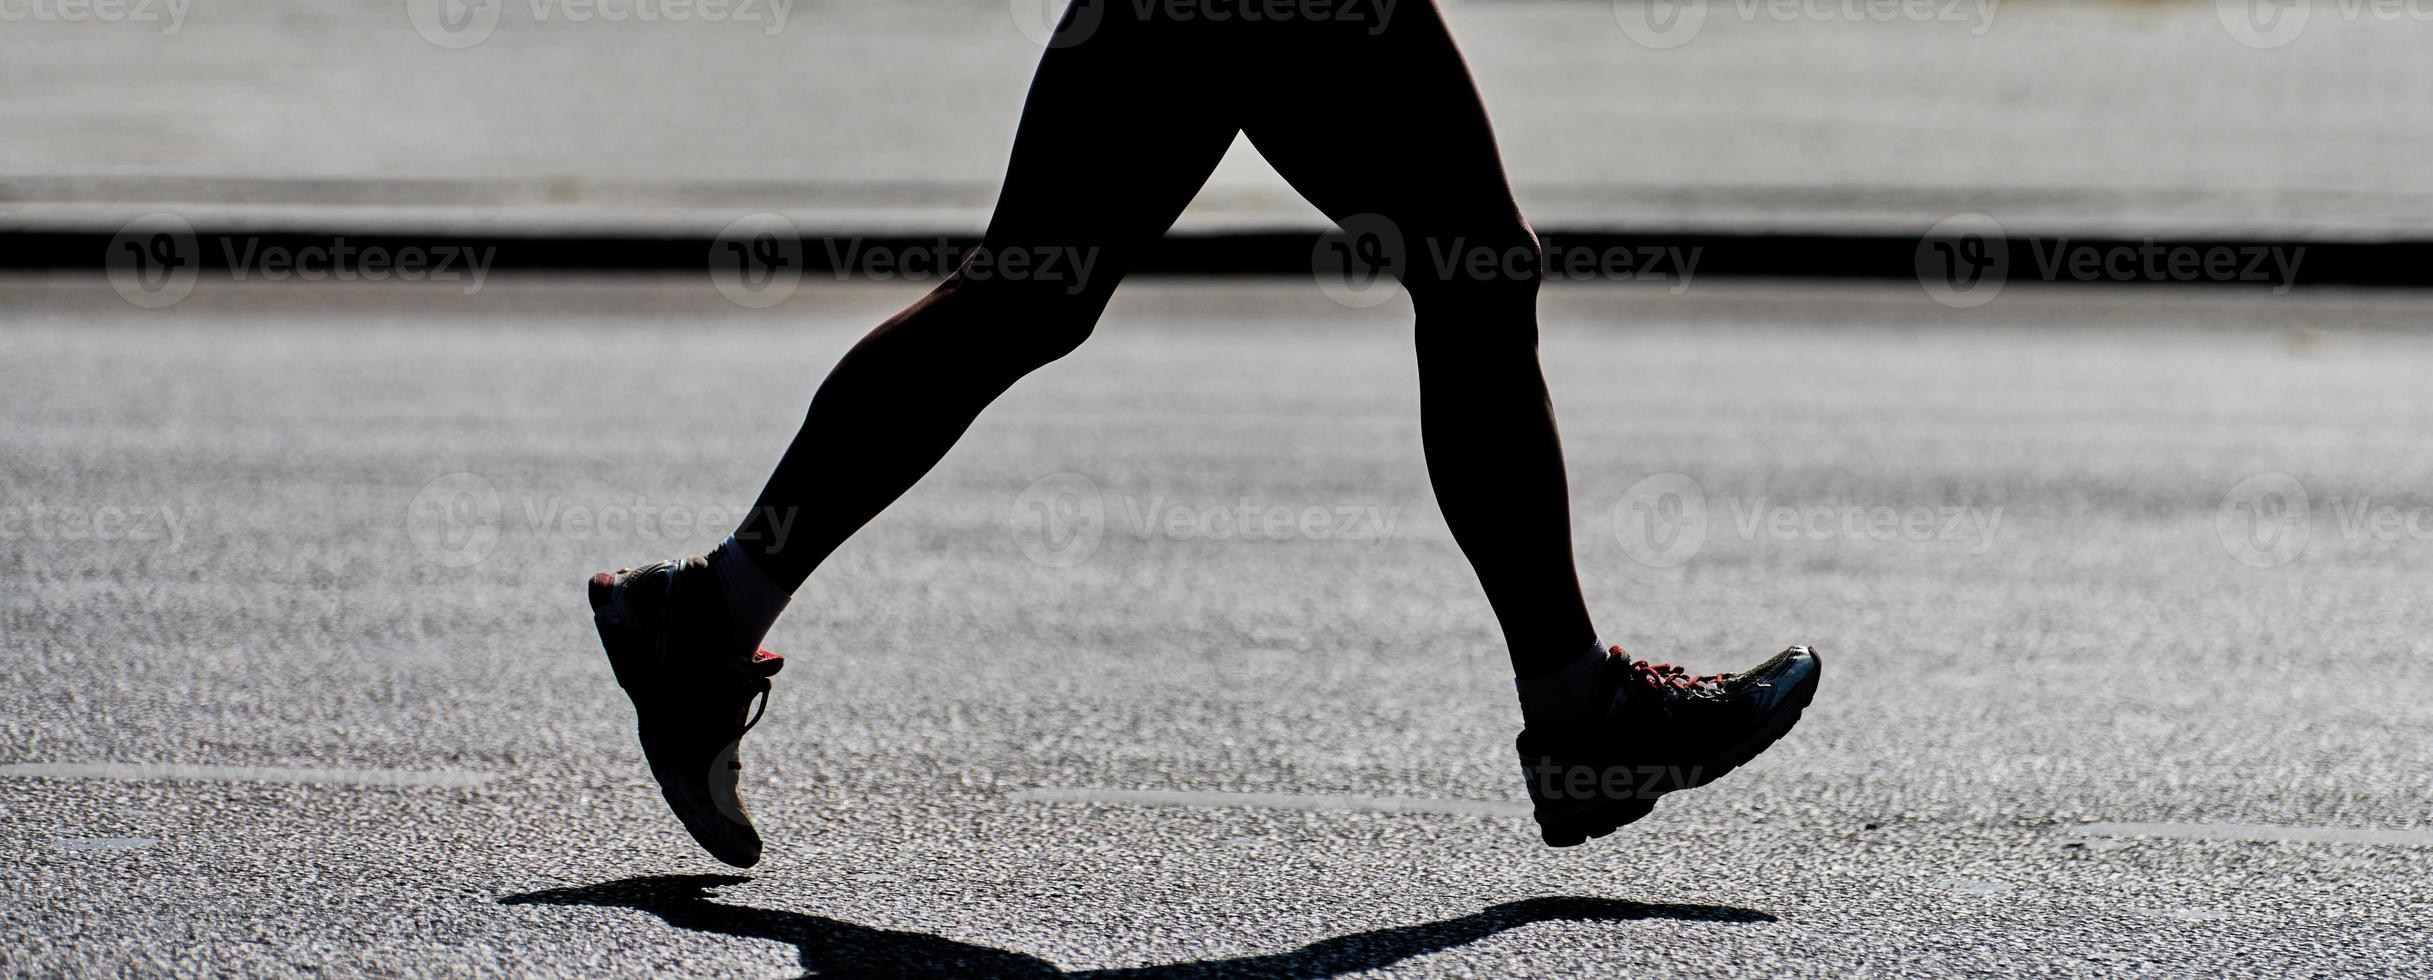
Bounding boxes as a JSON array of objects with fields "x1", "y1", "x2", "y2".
[{"x1": 501, "y1": 874, "x2": 1774, "y2": 977}]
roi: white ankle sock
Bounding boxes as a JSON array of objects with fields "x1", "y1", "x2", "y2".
[
  {"x1": 1515, "y1": 642, "x2": 1618, "y2": 728},
  {"x1": 707, "y1": 536, "x2": 792, "y2": 652}
]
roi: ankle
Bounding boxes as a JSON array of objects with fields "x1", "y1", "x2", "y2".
[
  {"x1": 1514, "y1": 642, "x2": 1616, "y2": 728},
  {"x1": 706, "y1": 536, "x2": 792, "y2": 653}
]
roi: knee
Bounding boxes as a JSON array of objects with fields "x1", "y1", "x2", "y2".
[
  {"x1": 1406, "y1": 226, "x2": 1542, "y2": 356},
  {"x1": 1404, "y1": 227, "x2": 1542, "y2": 309},
  {"x1": 937, "y1": 271, "x2": 1114, "y2": 373}
]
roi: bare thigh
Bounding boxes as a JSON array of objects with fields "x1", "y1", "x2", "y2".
[
  {"x1": 979, "y1": 9, "x2": 1247, "y2": 297},
  {"x1": 1238, "y1": 2, "x2": 1535, "y2": 277}
]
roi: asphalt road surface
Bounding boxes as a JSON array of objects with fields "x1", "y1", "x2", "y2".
[{"x1": 5, "y1": 275, "x2": 2431, "y2": 975}]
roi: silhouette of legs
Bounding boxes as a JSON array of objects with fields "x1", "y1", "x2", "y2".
[
  {"x1": 732, "y1": 7, "x2": 1239, "y2": 585},
  {"x1": 1242, "y1": 10, "x2": 1595, "y2": 676},
  {"x1": 729, "y1": 1, "x2": 1596, "y2": 675}
]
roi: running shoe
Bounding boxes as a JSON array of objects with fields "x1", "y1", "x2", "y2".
[
  {"x1": 588, "y1": 558, "x2": 784, "y2": 867},
  {"x1": 1518, "y1": 645, "x2": 1820, "y2": 847}
]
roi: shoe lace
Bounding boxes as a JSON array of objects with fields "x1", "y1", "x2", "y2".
[{"x1": 1614, "y1": 647, "x2": 1732, "y2": 701}]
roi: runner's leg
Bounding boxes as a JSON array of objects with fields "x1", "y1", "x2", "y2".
[
  {"x1": 1240, "y1": 5, "x2": 1599, "y2": 681},
  {"x1": 730, "y1": 10, "x2": 1240, "y2": 591}
]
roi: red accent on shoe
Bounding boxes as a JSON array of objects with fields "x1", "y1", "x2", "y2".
[{"x1": 747, "y1": 648, "x2": 784, "y2": 678}]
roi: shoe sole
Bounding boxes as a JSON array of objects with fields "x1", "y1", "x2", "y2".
[
  {"x1": 589, "y1": 572, "x2": 764, "y2": 868},
  {"x1": 1538, "y1": 650, "x2": 1822, "y2": 847}
]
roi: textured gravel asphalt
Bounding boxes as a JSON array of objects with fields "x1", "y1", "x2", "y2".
[{"x1": 4, "y1": 275, "x2": 2432, "y2": 975}]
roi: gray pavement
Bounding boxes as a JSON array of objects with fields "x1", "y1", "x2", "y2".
[
  {"x1": 7, "y1": 1, "x2": 2433, "y2": 237},
  {"x1": 5, "y1": 275, "x2": 2433, "y2": 974}
]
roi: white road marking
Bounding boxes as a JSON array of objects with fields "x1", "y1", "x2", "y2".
[
  {"x1": 0, "y1": 763, "x2": 491, "y2": 789},
  {"x1": 1931, "y1": 877, "x2": 2015, "y2": 896},
  {"x1": 1009, "y1": 788, "x2": 1528, "y2": 817},
  {"x1": 2069, "y1": 821, "x2": 2433, "y2": 847},
  {"x1": 61, "y1": 837, "x2": 158, "y2": 851}
]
